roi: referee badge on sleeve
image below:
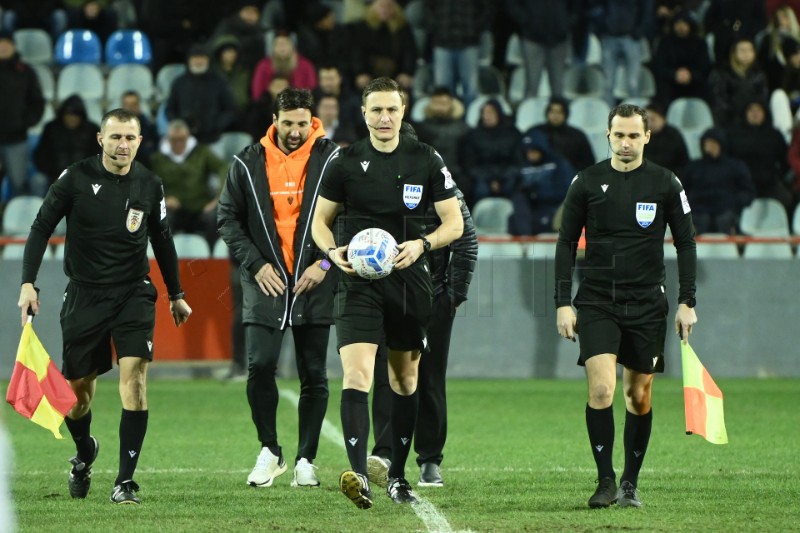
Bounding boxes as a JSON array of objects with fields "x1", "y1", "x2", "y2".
[{"x1": 126, "y1": 208, "x2": 144, "y2": 232}]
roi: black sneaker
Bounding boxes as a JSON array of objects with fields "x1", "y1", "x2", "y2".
[
  {"x1": 110, "y1": 480, "x2": 141, "y2": 505},
  {"x1": 588, "y1": 477, "x2": 617, "y2": 508},
  {"x1": 339, "y1": 471, "x2": 372, "y2": 510},
  {"x1": 387, "y1": 477, "x2": 418, "y2": 504},
  {"x1": 617, "y1": 480, "x2": 642, "y2": 508},
  {"x1": 68, "y1": 437, "x2": 99, "y2": 499},
  {"x1": 418, "y1": 463, "x2": 443, "y2": 487}
]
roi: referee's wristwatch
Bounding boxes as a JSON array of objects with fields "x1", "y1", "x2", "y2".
[
  {"x1": 318, "y1": 258, "x2": 332, "y2": 272},
  {"x1": 420, "y1": 236, "x2": 432, "y2": 253},
  {"x1": 680, "y1": 297, "x2": 696, "y2": 308}
]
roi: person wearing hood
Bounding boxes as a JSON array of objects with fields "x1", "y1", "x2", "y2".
[
  {"x1": 509, "y1": 129, "x2": 575, "y2": 235},
  {"x1": 726, "y1": 99, "x2": 793, "y2": 215},
  {"x1": 682, "y1": 128, "x2": 755, "y2": 234},
  {"x1": 217, "y1": 88, "x2": 340, "y2": 490},
  {"x1": 525, "y1": 97, "x2": 595, "y2": 173},
  {"x1": 459, "y1": 98, "x2": 525, "y2": 205},
  {"x1": 651, "y1": 10, "x2": 711, "y2": 107},
  {"x1": 33, "y1": 95, "x2": 99, "y2": 186},
  {"x1": 165, "y1": 44, "x2": 236, "y2": 143},
  {"x1": 149, "y1": 119, "x2": 227, "y2": 244},
  {"x1": 0, "y1": 29, "x2": 44, "y2": 199}
]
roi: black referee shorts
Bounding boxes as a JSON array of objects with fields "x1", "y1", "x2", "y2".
[
  {"x1": 574, "y1": 282, "x2": 668, "y2": 374},
  {"x1": 60, "y1": 278, "x2": 158, "y2": 379},
  {"x1": 334, "y1": 263, "x2": 433, "y2": 352}
]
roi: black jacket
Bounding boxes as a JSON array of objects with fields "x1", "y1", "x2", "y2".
[
  {"x1": 22, "y1": 156, "x2": 182, "y2": 296},
  {"x1": 0, "y1": 53, "x2": 44, "y2": 144},
  {"x1": 507, "y1": 0, "x2": 574, "y2": 46},
  {"x1": 427, "y1": 186, "x2": 478, "y2": 306},
  {"x1": 217, "y1": 138, "x2": 340, "y2": 328}
]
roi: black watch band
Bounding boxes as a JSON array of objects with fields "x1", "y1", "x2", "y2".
[
  {"x1": 169, "y1": 291, "x2": 185, "y2": 302},
  {"x1": 421, "y1": 237, "x2": 431, "y2": 253},
  {"x1": 680, "y1": 297, "x2": 696, "y2": 308},
  {"x1": 326, "y1": 247, "x2": 336, "y2": 259}
]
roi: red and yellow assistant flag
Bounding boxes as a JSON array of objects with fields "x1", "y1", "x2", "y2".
[
  {"x1": 681, "y1": 342, "x2": 728, "y2": 444},
  {"x1": 6, "y1": 323, "x2": 77, "y2": 439}
]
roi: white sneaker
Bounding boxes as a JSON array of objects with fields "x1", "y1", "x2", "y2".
[
  {"x1": 291, "y1": 458, "x2": 320, "y2": 487},
  {"x1": 247, "y1": 448, "x2": 287, "y2": 487},
  {"x1": 367, "y1": 455, "x2": 391, "y2": 488}
]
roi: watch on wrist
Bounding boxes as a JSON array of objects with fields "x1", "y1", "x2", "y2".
[
  {"x1": 421, "y1": 236, "x2": 431, "y2": 253},
  {"x1": 169, "y1": 291, "x2": 185, "y2": 302},
  {"x1": 681, "y1": 297, "x2": 696, "y2": 308},
  {"x1": 318, "y1": 258, "x2": 331, "y2": 271},
  {"x1": 326, "y1": 247, "x2": 336, "y2": 260}
]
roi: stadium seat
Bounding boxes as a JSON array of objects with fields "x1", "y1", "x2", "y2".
[
  {"x1": 465, "y1": 95, "x2": 513, "y2": 128},
  {"x1": 740, "y1": 198, "x2": 790, "y2": 237},
  {"x1": 505, "y1": 34, "x2": 523, "y2": 67},
  {"x1": 172, "y1": 234, "x2": 211, "y2": 259},
  {"x1": 769, "y1": 89, "x2": 792, "y2": 143},
  {"x1": 792, "y1": 203, "x2": 800, "y2": 234},
  {"x1": 412, "y1": 62, "x2": 434, "y2": 97},
  {"x1": 612, "y1": 65, "x2": 656, "y2": 100},
  {"x1": 31, "y1": 64, "x2": 55, "y2": 103},
  {"x1": 567, "y1": 97, "x2": 611, "y2": 134},
  {"x1": 84, "y1": 98, "x2": 104, "y2": 126},
  {"x1": 478, "y1": 30, "x2": 494, "y2": 67},
  {"x1": 410, "y1": 96, "x2": 430, "y2": 122},
  {"x1": 515, "y1": 96, "x2": 549, "y2": 132},
  {"x1": 154, "y1": 63, "x2": 186, "y2": 102},
  {"x1": 563, "y1": 64, "x2": 605, "y2": 99},
  {"x1": 212, "y1": 238, "x2": 230, "y2": 259},
  {"x1": 105, "y1": 30, "x2": 153, "y2": 66},
  {"x1": 54, "y1": 29, "x2": 102, "y2": 65},
  {"x1": 107, "y1": 64, "x2": 154, "y2": 104},
  {"x1": 2, "y1": 196, "x2": 43, "y2": 235},
  {"x1": 29, "y1": 104, "x2": 55, "y2": 136},
  {"x1": 680, "y1": 128, "x2": 703, "y2": 160},
  {"x1": 585, "y1": 33, "x2": 602, "y2": 65},
  {"x1": 588, "y1": 130, "x2": 610, "y2": 162},
  {"x1": 743, "y1": 242, "x2": 793, "y2": 259},
  {"x1": 695, "y1": 234, "x2": 740, "y2": 259},
  {"x1": 211, "y1": 132, "x2": 254, "y2": 161},
  {"x1": 56, "y1": 63, "x2": 105, "y2": 102},
  {"x1": 478, "y1": 65, "x2": 506, "y2": 96},
  {"x1": 13, "y1": 29, "x2": 53, "y2": 65},
  {"x1": 472, "y1": 198, "x2": 514, "y2": 235},
  {"x1": 666, "y1": 98, "x2": 714, "y2": 131},
  {"x1": 507, "y1": 67, "x2": 551, "y2": 104},
  {"x1": 404, "y1": 0, "x2": 427, "y2": 57}
]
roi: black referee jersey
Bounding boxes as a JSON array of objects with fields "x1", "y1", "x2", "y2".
[
  {"x1": 22, "y1": 155, "x2": 182, "y2": 296},
  {"x1": 319, "y1": 134, "x2": 458, "y2": 249},
  {"x1": 555, "y1": 159, "x2": 697, "y2": 307}
]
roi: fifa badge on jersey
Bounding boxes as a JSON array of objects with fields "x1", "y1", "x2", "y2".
[
  {"x1": 441, "y1": 167, "x2": 455, "y2": 189},
  {"x1": 126, "y1": 208, "x2": 144, "y2": 232},
  {"x1": 635, "y1": 202, "x2": 657, "y2": 228},
  {"x1": 403, "y1": 184, "x2": 423, "y2": 209}
]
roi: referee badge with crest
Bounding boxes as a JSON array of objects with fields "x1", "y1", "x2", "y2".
[{"x1": 126, "y1": 208, "x2": 144, "y2": 232}]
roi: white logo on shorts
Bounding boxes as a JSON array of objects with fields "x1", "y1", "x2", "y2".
[{"x1": 147, "y1": 340, "x2": 153, "y2": 352}]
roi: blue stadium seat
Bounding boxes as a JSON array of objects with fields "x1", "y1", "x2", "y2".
[
  {"x1": 54, "y1": 29, "x2": 102, "y2": 65},
  {"x1": 105, "y1": 30, "x2": 153, "y2": 66}
]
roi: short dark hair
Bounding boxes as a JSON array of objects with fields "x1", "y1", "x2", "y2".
[
  {"x1": 431, "y1": 86, "x2": 453, "y2": 98},
  {"x1": 121, "y1": 90, "x2": 140, "y2": 100},
  {"x1": 274, "y1": 88, "x2": 314, "y2": 116},
  {"x1": 100, "y1": 108, "x2": 141, "y2": 133},
  {"x1": 361, "y1": 77, "x2": 404, "y2": 106},
  {"x1": 546, "y1": 96, "x2": 570, "y2": 118},
  {"x1": 608, "y1": 103, "x2": 649, "y2": 132}
]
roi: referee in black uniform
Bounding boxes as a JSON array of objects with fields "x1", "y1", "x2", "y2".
[
  {"x1": 311, "y1": 77, "x2": 463, "y2": 509},
  {"x1": 18, "y1": 108, "x2": 192, "y2": 505},
  {"x1": 555, "y1": 103, "x2": 697, "y2": 509}
]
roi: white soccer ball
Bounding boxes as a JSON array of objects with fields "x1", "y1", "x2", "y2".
[{"x1": 347, "y1": 228, "x2": 399, "y2": 280}]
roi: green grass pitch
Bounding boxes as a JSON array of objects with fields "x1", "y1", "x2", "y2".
[{"x1": 3, "y1": 378, "x2": 798, "y2": 532}]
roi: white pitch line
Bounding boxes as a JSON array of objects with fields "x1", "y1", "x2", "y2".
[{"x1": 279, "y1": 389, "x2": 473, "y2": 533}]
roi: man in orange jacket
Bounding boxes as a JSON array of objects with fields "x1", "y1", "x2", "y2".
[{"x1": 217, "y1": 88, "x2": 340, "y2": 488}]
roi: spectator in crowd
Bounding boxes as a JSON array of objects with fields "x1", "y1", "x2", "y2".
[
  {"x1": 423, "y1": 0, "x2": 491, "y2": 106},
  {"x1": 525, "y1": 97, "x2": 595, "y2": 173},
  {"x1": 63, "y1": 0, "x2": 118, "y2": 43},
  {"x1": 413, "y1": 88, "x2": 470, "y2": 194},
  {"x1": 0, "y1": 30, "x2": 44, "y2": 200},
  {"x1": 149, "y1": 119, "x2": 228, "y2": 243},
  {"x1": 347, "y1": 0, "x2": 418, "y2": 91},
  {"x1": 460, "y1": 99, "x2": 525, "y2": 205},
  {"x1": 1, "y1": 0, "x2": 67, "y2": 40},
  {"x1": 782, "y1": 39, "x2": 800, "y2": 112},
  {"x1": 212, "y1": 37, "x2": 252, "y2": 131},
  {"x1": 296, "y1": 2, "x2": 349, "y2": 75},
  {"x1": 726, "y1": 99, "x2": 793, "y2": 214},
  {"x1": 251, "y1": 33, "x2": 317, "y2": 100},
  {"x1": 166, "y1": 44, "x2": 236, "y2": 143},
  {"x1": 316, "y1": 93, "x2": 358, "y2": 146},
  {"x1": 708, "y1": 38, "x2": 769, "y2": 127},
  {"x1": 757, "y1": 5, "x2": 800, "y2": 91},
  {"x1": 312, "y1": 64, "x2": 364, "y2": 136},
  {"x1": 211, "y1": 0, "x2": 265, "y2": 71},
  {"x1": 683, "y1": 128, "x2": 755, "y2": 234},
  {"x1": 651, "y1": 10, "x2": 711, "y2": 107},
  {"x1": 653, "y1": 0, "x2": 706, "y2": 38},
  {"x1": 243, "y1": 76, "x2": 290, "y2": 142},
  {"x1": 643, "y1": 102, "x2": 690, "y2": 178},
  {"x1": 704, "y1": 0, "x2": 768, "y2": 66},
  {"x1": 120, "y1": 90, "x2": 158, "y2": 165},
  {"x1": 594, "y1": 0, "x2": 653, "y2": 105},
  {"x1": 33, "y1": 95, "x2": 99, "y2": 187},
  {"x1": 786, "y1": 121, "x2": 800, "y2": 196},
  {"x1": 507, "y1": 0, "x2": 573, "y2": 98},
  {"x1": 508, "y1": 129, "x2": 575, "y2": 235}
]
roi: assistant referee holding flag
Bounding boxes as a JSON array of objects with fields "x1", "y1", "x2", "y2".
[
  {"x1": 555, "y1": 103, "x2": 697, "y2": 509},
  {"x1": 18, "y1": 108, "x2": 192, "y2": 505}
]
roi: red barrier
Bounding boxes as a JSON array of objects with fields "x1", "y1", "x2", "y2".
[{"x1": 149, "y1": 259, "x2": 233, "y2": 361}]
